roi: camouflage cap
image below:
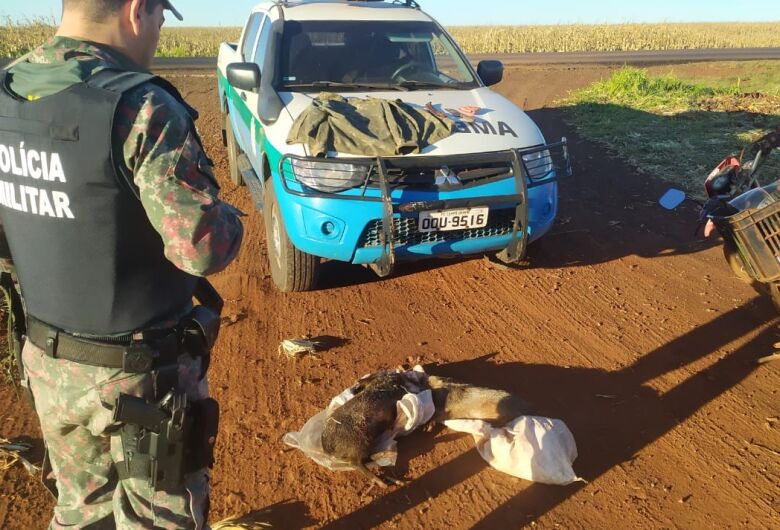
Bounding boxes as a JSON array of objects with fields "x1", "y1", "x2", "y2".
[{"x1": 162, "y1": 0, "x2": 183, "y2": 21}]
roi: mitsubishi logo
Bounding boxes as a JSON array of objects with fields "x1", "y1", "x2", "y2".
[{"x1": 435, "y1": 165, "x2": 460, "y2": 187}]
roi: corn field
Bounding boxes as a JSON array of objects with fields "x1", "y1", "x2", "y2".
[
  {"x1": 0, "y1": 17, "x2": 56, "y2": 59},
  {"x1": 2, "y1": 20, "x2": 780, "y2": 59},
  {"x1": 446, "y1": 22, "x2": 780, "y2": 54}
]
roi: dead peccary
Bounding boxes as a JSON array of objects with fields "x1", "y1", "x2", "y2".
[
  {"x1": 320, "y1": 370, "x2": 531, "y2": 487},
  {"x1": 427, "y1": 375, "x2": 531, "y2": 425},
  {"x1": 321, "y1": 371, "x2": 422, "y2": 488}
]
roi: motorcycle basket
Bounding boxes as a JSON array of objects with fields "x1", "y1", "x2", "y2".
[{"x1": 714, "y1": 200, "x2": 780, "y2": 283}]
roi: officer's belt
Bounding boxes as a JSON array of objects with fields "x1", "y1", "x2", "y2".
[{"x1": 26, "y1": 316, "x2": 179, "y2": 373}]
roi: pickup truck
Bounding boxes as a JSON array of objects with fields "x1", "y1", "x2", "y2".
[{"x1": 217, "y1": 0, "x2": 572, "y2": 291}]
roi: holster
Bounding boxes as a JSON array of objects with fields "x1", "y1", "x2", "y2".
[
  {"x1": 182, "y1": 278, "x2": 224, "y2": 378},
  {"x1": 113, "y1": 388, "x2": 220, "y2": 493},
  {"x1": 183, "y1": 306, "x2": 221, "y2": 353}
]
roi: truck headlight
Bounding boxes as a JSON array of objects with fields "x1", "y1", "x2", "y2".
[
  {"x1": 522, "y1": 149, "x2": 553, "y2": 180},
  {"x1": 290, "y1": 159, "x2": 370, "y2": 193}
]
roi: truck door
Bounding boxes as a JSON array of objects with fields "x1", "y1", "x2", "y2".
[
  {"x1": 229, "y1": 12, "x2": 264, "y2": 155},
  {"x1": 243, "y1": 16, "x2": 274, "y2": 172}
]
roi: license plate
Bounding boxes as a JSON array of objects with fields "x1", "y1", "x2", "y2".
[{"x1": 418, "y1": 207, "x2": 489, "y2": 233}]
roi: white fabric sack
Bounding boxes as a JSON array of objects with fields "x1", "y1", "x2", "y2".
[
  {"x1": 444, "y1": 416, "x2": 585, "y2": 485},
  {"x1": 369, "y1": 390, "x2": 435, "y2": 467},
  {"x1": 283, "y1": 374, "x2": 435, "y2": 471}
]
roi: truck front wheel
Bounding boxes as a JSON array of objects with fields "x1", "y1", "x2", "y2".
[
  {"x1": 263, "y1": 182, "x2": 320, "y2": 292},
  {"x1": 225, "y1": 113, "x2": 244, "y2": 186}
]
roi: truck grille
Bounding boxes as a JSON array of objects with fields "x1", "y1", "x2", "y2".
[
  {"x1": 368, "y1": 163, "x2": 512, "y2": 191},
  {"x1": 359, "y1": 209, "x2": 517, "y2": 248}
]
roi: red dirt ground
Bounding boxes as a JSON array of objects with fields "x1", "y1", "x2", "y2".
[{"x1": 1, "y1": 63, "x2": 778, "y2": 529}]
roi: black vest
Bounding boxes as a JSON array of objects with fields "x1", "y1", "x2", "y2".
[{"x1": 0, "y1": 69, "x2": 198, "y2": 334}]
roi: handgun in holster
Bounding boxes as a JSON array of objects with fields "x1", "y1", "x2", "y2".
[{"x1": 113, "y1": 390, "x2": 219, "y2": 493}]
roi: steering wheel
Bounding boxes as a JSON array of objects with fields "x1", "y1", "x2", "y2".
[{"x1": 390, "y1": 61, "x2": 428, "y2": 80}]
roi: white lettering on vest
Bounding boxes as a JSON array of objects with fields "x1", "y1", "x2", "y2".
[
  {"x1": 37, "y1": 189, "x2": 55, "y2": 217},
  {"x1": 0, "y1": 180, "x2": 73, "y2": 219},
  {"x1": 0, "y1": 143, "x2": 68, "y2": 183},
  {"x1": 10, "y1": 146, "x2": 24, "y2": 176},
  {"x1": 19, "y1": 143, "x2": 28, "y2": 177},
  {"x1": 17, "y1": 184, "x2": 28, "y2": 213},
  {"x1": 41, "y1": 151, "x2": 48, "y2": 180},
  {"x1": 27, "y1": 149, "x2": 41, "y2": 179},
  {"x1": 9, "y1": 181, "x2": 23, "y2": 210},
  {"x1": 52, "y1": 191, "x2": 74, "y2": 219},
  {"x1": 2, "y1": 182, "x2": 12, "y2": 206},
  {"x1": 24, "y1": 186, "x2": 39, "y2": 215},
  {"x1": 0, "y1": 145, "x2": 10, "y2": 173},
  {"x1": 0, "y1": 143, "x2": 73, "y2": 218},
  {"x1": 48, "y1": 153, "x2": 66, "y2": 183}
]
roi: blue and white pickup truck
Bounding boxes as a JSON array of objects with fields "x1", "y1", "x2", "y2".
[{"x1": 217, "y1": 0, "x2": 572, "y2": 291}]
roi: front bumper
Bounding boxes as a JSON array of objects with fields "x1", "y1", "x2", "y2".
[{"x1": 274, "y1": 141, "x2": 572, "y2": 272}]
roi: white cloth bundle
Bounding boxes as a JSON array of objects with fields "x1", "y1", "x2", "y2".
[{"x1": 444, "y1": 416, "x2": 585, "y2": 485}]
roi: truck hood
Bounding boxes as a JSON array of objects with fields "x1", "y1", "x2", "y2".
[{"x1": 272, "y1": 88, "x2": 546, "y2": 158}]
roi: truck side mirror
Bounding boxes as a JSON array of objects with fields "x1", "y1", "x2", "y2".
[
  {"x1": 227, "y1": 62, "x2": 261, "y2": 92},
  {"x1": 476, "y1": 60, "x2": 504, "y2": 87},
  {"x1": 659, "y1": 188, "x2": 687, "y2": 210}
]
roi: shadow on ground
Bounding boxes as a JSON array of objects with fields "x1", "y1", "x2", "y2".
[
  {"x1": 317, "y1": 297, "x2": 777, "y2": 529},
  {"x1": 213, "y1": 499, "x2": 317, "y2": 529}
]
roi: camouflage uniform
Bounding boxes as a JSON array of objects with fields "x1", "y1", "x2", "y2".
[
  {"x1": 22, "y1": 343, "x2": 210, "y2": 529},
  {"x1": 3, "y1": 37, "x2": 244, "y2": 529},
  {"x1": 8, "y1": 37, "x2": 243, "y2": 277}
]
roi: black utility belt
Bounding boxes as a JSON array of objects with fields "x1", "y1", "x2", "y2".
[{"x1": 26, "y1": 316, "x2": 180, "y2": 373}]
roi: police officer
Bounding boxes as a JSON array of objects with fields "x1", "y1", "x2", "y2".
[{"x1": 0, "y1": 1, "x2": 243, "y2": 528}]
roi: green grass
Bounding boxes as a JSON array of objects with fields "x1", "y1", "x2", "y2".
[
  {"x1": 647, "y1": 61, "x2": 780, "y2": 97},
  {"x1": 563, "y1": 67, "x2": 780, "y2": 192}
]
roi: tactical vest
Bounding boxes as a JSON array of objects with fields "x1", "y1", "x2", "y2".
[{"x1": 0, "y1": 69, "x2": 198, "y2": 335}]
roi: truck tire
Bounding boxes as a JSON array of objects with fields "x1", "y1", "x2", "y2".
[
  {"x1": 263, "y1": 181, "x2": 320, "y2": 292},
  {"x1": 225, "y1": 113, "x2": 244, "y2": 186}
]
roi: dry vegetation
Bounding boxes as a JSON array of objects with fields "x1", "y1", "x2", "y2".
[
  {"x1": 447, "y1": 22, "x2": 780, "y2": 53},
  {"x1": 0, "y1": 18, "x2": 55, "y2": 60},
  {"x1": 2, "y1": 20, "x2": 780, "y2": 59}
]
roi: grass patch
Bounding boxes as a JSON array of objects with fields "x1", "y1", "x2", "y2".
[
  {"x1": 562, "y1": 67, "x2": 780, "y2": 192},
  {"x1": 647, "y1": 61, "x2": 780, "y2": 97}
]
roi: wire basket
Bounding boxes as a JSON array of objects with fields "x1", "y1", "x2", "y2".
[{"x1": 714, "y1": 200, "x2": 780, "y2": 283}]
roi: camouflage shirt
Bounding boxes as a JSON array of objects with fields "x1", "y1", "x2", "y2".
[{"x1": 3, "y1": 36, "x2": 243, "y2": 277}]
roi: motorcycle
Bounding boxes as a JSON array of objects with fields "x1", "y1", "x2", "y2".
[{"x1": 660, "y1": 130, "x2": 780, "y2": 310}]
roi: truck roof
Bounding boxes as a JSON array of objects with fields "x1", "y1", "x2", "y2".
[{"x1": 252, "y1": 0, "x2": 433, "y2": 23}]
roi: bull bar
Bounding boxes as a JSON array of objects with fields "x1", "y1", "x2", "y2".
[{"x1": 278, "y1": 138, "x2": 573, "y2": 276}]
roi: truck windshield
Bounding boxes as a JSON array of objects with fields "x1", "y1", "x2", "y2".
[{"x1": 278, "y1": 20, "x2": 479, "y2": 91}]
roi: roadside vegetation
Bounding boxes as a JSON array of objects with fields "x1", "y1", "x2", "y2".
[
  {"x1": 647, "y1": 61, "x2": 780, "y2": 97},
  {"x1": 2, "y1": 19, "x2": 780, "y2": 58},
  {"x1": 0, "y1": 17, "x2": 54, "y2": 59},
  {"x1": 448, "y1": 22, "x2": 780, "y2": 54},
  {"x1": 562, "y1": 67, "x2": 780, "y2": 192}
]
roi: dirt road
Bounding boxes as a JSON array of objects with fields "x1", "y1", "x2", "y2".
[{"x1": 1, "y1": 63, "x2": 778, "y2": 529}]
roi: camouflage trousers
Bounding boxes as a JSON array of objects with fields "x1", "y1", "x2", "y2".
[{"x1": 22, "y1": 340, "x2": 211, "y2": 529}]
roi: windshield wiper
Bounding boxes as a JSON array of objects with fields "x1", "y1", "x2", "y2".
[
  {"x1": 397, "y1": 80, "x2": 472, "y2": 90},
  {"x1": 284, "y1": 81, "x2": 409, "y2": 92}
]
